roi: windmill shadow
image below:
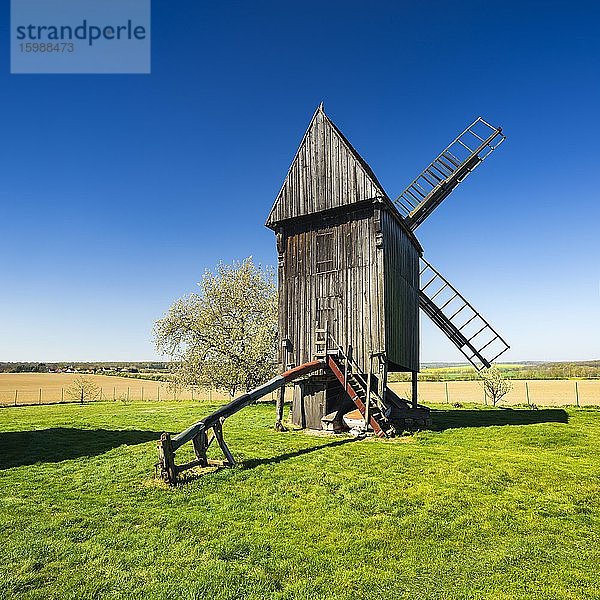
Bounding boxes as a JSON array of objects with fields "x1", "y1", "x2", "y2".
[
  {"x1": 0, "y1": 428, "x2": 162, "y2": 469},
  {"x1": 240, "y1": 437, "x2": 355, "y2": 470},
  {"x1": 430, "y1": 408, "x2": 569, "y2": 431},
  {"x1": 171, "y1": 437, "x2": 356, "y2": 484}
]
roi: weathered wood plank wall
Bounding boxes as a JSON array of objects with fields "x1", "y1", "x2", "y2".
[
  {"x1": 278, "y1": 206, "x2": 386, "y2": 374},
  {"x1": 380, "y1": 209, "x2": 420, "y2": 372},
  {"x1": 269, "y1": 105, "x2": 421, "y2": 382}
]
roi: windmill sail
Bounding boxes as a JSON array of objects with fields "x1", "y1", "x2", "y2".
[
  {"x1": 395, "y1": 118, "x2": 505, "y2": 230},
  {"x1": 419, "y1": 258, "x2": 509, "y2": 369}
]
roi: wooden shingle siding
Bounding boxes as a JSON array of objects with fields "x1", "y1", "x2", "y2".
[{"x1": 266, "y1": 107, "x2": 385, "y2": 228}]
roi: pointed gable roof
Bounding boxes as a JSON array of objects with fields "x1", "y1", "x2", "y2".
[{"x1": 266, "y1": 105, "x2": 388, "y2": 228}]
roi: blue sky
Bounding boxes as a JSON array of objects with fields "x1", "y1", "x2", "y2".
[{"x1": 0, "y1": 0, "x2": 598, "y2": 362}]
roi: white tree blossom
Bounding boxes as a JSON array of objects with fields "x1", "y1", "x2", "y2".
[
  {"x1": 154, "y1": 257, "x2": 277, "y2": 396},
  {"x1": 479, "y1": 366, "x2": 513, "y2": 407}
]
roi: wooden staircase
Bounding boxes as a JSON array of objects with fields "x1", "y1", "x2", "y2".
[
  {"x1": 326, "y1": 354, "x2": 395, "y2": 438},
  {"x1": 317, "y1": 326, "x2": 431, "y2": 434}
]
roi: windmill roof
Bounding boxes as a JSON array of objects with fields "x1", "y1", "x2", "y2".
[
  {"x1": 265, "y1": 105, "x2": 421, "y2": 251},
  {"x1": 266, "y1": 105, "x2": 396, "y2": 227}
]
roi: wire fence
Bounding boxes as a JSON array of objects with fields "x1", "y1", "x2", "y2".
[
  {"x1": 0, "y1": 384, "x2": 278, "y2": 407},
  {"x1": 389, "y1": 379, "x2": 600, "y2": 407},
  {"x1": 1, "y1": 379, "x2": 599, "y2": 408}
]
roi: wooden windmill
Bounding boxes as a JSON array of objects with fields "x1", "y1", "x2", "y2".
[
  {"x1": 155, "y1": 106, "x2": 512, "y2": 483},
  {"x1": 266, "y1": 105, "x2": 509, "y2": 434}
]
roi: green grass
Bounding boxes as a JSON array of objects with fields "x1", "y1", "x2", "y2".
[{"x1": 1, "y1": 401, "x2": 599, "y2": 600}]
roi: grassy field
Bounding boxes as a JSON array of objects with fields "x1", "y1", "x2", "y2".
[{"x1": 1, "y1": 401, "x2": 599, "y2": 599}]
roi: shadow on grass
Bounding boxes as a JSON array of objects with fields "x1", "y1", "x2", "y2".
[
  {"x1": 174, "y1": 437, "x2": 356, "y2": 484},
  {"x1": 431, "y1": 408, "x2": 569, "y2": 431},
  {"x1": 241, "y1": 437, "x2": 355, "y2": 470},
  {"x1": 0, "y1": 428, "x2": 162, "y2": 469}
]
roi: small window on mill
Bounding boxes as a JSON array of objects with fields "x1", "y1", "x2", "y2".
[{"x1": 316, "y1": 230, "x2": 335, "y2": 273}]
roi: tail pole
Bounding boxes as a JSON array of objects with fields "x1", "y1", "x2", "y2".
[{"x1": 156, "y1": 360, "x2": 324, "y2": 484}]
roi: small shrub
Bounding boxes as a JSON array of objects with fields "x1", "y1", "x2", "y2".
[
  {"x1": 480, "y1": 367, "x2": 513, "y2": 407},
  {"x1": 66, "y1": 376, "x2": 100, "y2": 402}
]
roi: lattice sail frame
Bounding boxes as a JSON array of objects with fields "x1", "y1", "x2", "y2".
[
  {"x1": 419, "y1": 258, "x2": 510, "y2": 370},
  {"x1": 394, "y1": 117, "x2": 505, "y2": 230}
]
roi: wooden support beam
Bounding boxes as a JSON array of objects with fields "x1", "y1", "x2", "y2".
[
  {"x1": 365, "y1": 370, "x2": 372, "y2": 432},
  {"x1": 192, "y1": 430, "x2": 214, "y2": 467},
  {"x1": 156, "y1": 433, "x2": 177, "y2": 485},
  {"x1": 155, "y1": 360, "x2": 325, "y2": 483},
  {"x1": 275, "y1": 385, "x2": 287, "y2": 431},
  {"x1": 213, "y1": 422, "x2": 236, "y2": 467},
  {"x1": 412, "y1": 371, "x2": 418, "y2": 410}
]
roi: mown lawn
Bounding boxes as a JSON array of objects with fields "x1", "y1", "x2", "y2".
[{"x1": 1, "y1": 401, "x2": 599, "y2": 599}]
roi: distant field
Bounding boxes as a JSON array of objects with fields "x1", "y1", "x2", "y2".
[
  {"x1": 390, "y1": 378, "x2": 600, "y2": 407},
  {"x1": 392, "y1": 362, "x2": 600, "y2": 381},
  {"x1": 0, "y1": 373, "x2": 234, "y2": 406},
  {"x1": 1, "y1": 373, "x2": 598, "y2": 408}
]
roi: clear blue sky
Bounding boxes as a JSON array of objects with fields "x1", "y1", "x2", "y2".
[{"x1": 1, "y1": 0, "x2": 598, "y2": 363}]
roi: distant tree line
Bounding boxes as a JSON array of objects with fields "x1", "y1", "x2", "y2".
[
  {"x1": 0, "y1": 362, "x2": 170, "y2": 374},
  {"x1": 0, "y1": 362, "x2": 51, "y2": 373},
  {"x1": 517, "y1": 363, "x2": 600, "y2": 379}
]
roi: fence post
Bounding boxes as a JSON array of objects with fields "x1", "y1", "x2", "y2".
[
  {"x1": 14, "y1": 390, "x2": 18, "y2": 406},
  {"x1": 80, "y1": 387, "x2": 84, "y2": 405},
  {"x1": 39, "y1": 388, "x2": 42, "y2": 405},
  {"x1": 157, "y1": 386, "x2": 160, "y2": 401},
  {"x1": 113, "y1": 386, "x2": 116, "y2": 401},
  {"x1": 575, "y1": 381, "x2": 580, "y2": 407},
  {"x1": 100, "y1": 386, "x2": 103, "y2": 401},
  {"x1": 525, "y1": 381, "x2": 530, "y2": 407},
  {"x1": 127, "y1": 387, "x2": 130, "y2": 402},
  {"x1": 445, "y1": 382, "x2": 449, "y2": 404},
  {"x1": 484, "y1": 387, "x2": 487, "y2": 406}
]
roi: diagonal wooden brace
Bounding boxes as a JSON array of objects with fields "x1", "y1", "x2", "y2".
[{"x1": 213, "y1": 420, "x2": 236, "y2": 467}]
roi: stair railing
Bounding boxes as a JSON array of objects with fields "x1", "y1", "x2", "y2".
[
  {"x1": 318, "y1": 326, "x2": 392, "y2": 432},
  {"x1": 365, "y1": 367, "x2": 372, "y2": 431}
]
